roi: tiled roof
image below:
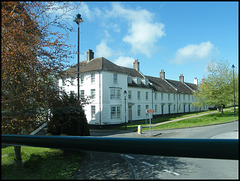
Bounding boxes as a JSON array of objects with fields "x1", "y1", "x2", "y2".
[
  {"x1": 145, "y1": 76, "x2": 177, "y2": 93},
  {"x1": 184, "y1": 82, "x2": 198, "y2": 91},
  {"x1": 64, "y1": 57, "x2": 197, "y2": 94},
  {"x1": 166, "y1": 79, "x2": 196, "y2": 94},
  {"x1": 65, "y1": 57, "x2": 143, "y2": 78}
]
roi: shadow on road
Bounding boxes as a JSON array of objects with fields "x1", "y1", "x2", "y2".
[{"x1": 70, "y1": 151, "x2": 189, "y2": 180}]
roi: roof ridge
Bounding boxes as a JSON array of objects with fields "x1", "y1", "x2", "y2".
[
  {"x1": 163, "y1": 79, "x2": 178, "y2": 91},
  {"x1": 182, "y1": 82, "x2": 195, "y2": 92}
]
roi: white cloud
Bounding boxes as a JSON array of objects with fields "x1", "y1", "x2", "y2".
[
  {"x1": 80, "y1": 2, "x2": 102, "y2": 21},
  {"x1": 95, "y1": 41, "x2": 114, "y2": 59},
  {"x1": 103, "y1": 3, "x2": 166, "y2": 58},
  {"x1": 171, "y1": 41, "x2": 217, "y2": 64},
  {"x1": 114, "y1": 56, "x2": 135, "y2": 67},
  {"x1": 80, "y1": 3, "x2": 92, "y2": 20},
  {"x1": 123, "y1": 22, "x2": 165, "y2": 57}
]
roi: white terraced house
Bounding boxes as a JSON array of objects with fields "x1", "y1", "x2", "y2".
[{"x1": 58, "y1": 49, "x2": 208, "y2": 126}]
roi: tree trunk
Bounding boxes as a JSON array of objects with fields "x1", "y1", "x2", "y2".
[
  {"x1": 221, "y1": 105, "x2": 224, "y2": 115},
  {"x1": 14, "y1": 146, "x2": 22, "y2": 166}
]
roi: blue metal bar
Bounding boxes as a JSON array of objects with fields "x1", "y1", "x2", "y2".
[{"x1": 2, "y1": 134, "x2": 238, "y2": 160}]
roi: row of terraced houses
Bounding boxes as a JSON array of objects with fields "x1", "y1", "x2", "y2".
[{"x1": 59, "y1": 49, "x2": 208, "y2": 126}]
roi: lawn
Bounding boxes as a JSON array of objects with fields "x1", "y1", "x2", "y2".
[
  {"x1": 1, "y1": 146, "x2": 84, "y2": 179},
  {"x1": 143, "y1": 108, "x2": 238, "y2": 131},
  {"x1": 119, "y1": 107, "x2": 238, "y2": 131}
]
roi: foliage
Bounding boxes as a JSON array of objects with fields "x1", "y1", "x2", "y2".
[
  {"x1": 1, "y1": 1, "x2": 82, "y2": 166},
  {"x1": 193, "y1": 60, "x2": 238, "y2": 113},
  {"x1": 48, "y1": 91, "x2": 90, "y2": 136},
  {"x1": 1, "y1": 2, "x2": 81, "y2": 134}
]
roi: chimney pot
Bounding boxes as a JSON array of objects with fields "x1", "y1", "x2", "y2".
[
  {"x1": 87, "y1": 49, "x2": 94, "y2": 62},
  {"x1": 160, "y1": 69, "x2": 165, "y2": 79},
  {"x1": 179, "y1": 74, "x2": 184, "y2": 82},
  {"x1": 133, "y1": 59, "x2": 139, "y2": 71}
]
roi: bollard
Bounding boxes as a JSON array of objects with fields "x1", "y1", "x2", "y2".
[{"x1": 138, "y1": 125, "x2": 142, "y2": 134}]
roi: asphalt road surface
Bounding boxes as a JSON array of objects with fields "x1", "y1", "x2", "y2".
[{"x1": 71, "y1": 121, "x2": 238, "y2": 180}]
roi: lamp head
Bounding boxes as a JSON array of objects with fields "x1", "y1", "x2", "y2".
[{"x1": 74, "y1": 14, "x2": 84, "y2": 24}]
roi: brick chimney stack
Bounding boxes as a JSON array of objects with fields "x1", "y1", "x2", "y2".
[
  {"x1": 179, "y1": 74, "x2": 184, "y2": 82},
  {"x1": 160, "y1": 69, "x2": 165, "y2": 79},
  {"x1": 133, "y1": 59, "x2": 139, "y2": 71},
  {"x1": 87, "y1": 49, "x2": 94, "y2": 62}
]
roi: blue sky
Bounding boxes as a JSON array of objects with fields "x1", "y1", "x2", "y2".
[{"x1": 52, "y1": 1, "x2": 238, "y2": 84}]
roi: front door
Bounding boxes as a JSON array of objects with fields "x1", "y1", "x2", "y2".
[{"x1": 128, "y1": 105, "x2": 132, "y2": 121}]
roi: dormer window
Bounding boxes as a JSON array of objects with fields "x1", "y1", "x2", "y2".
[{"x1": 127, "y1": 76, "x2": 132, "y2": 84}]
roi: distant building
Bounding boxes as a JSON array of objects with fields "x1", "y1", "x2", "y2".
[{"x1": 59, "y1": 49, "x2": 208, "y2": 125}]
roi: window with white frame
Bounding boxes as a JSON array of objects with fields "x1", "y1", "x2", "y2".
[
  {"x1": 146, "y1": 105, "x2": 149, "y2": 116},
  {"x1": 70, "y1": 77, "x2": 74, "y2": 86},
  {"x1": 91, "y1": 106, "x2": 96, "y2": 119},
  {"x1": 146, "y1": 92, "x2": 149, "y2": 100},
  {"x1": 110, "y1": 106, "x2": 121, "y2": 119},
  {"x1": 110, "y1": 88, "x2": 121, "y2": 100},
  {"x1": 128, "y1": 91, "x2": 132, "y2": 99},
  {"x1": 80, "y1": 75, "x2": 84, "y2": 84},
  {"x1": 91, "y1": 89, "x2": 96, "y2": 99},
  {"x1": 137, "y1": 105, "x2": 141, "y2": 116},
  {"x1": 91, "y1": 73, "x2": 95, "y2": 83},
  {"x1": 155, "y1": 105, "x2": 158, "y2": 113},
  {"x1": 113, "y1": 73, "x2": 118, "y2": 84},
  {"x1": 155, "y1": 92, "x2": 157, "y2": 100},
  {"x1": 137, "y1": 91, "x2": 141, "y2": 100},
  {"x1": 80, "y1": 90, "x2": 84, "y2": 98}
]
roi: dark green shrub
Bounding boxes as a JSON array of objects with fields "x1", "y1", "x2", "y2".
[{"x1": 48, "y1": 91, "x2": 90, "y2": 136}]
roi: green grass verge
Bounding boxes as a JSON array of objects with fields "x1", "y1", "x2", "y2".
[
  {"x1": 116, "y1": 107, "x2": 238, "y2": 131},
  {"x1": 143, "y1": 108, "x2": 238, "y2": 131},
  {"x1": 1, "y1": 146, "x2": 83, "y2": 179}
]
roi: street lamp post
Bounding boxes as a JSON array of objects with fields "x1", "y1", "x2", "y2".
[
  {"x1": 124, "y1": 90, "x2": 127, "y2": 129},
  {"x1": 74, "y1": 14, "x2": 84, "y2": 101},
  {"x1": 232, "y1": 64, "x2": 235, "y2": 117}
]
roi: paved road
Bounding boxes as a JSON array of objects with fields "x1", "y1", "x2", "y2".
[{"x1": 71, "y1": 121, "x2": 238, "y2": 180}]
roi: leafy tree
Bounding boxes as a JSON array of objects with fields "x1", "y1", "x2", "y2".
[
  {"x1": 48, "y1": 91, "x2": 90, "y2": 136},
  {"x1": 1, "y1": 1, "x2": 82, "y2": 133},
  {"x1": 193, "y1": 59, "x2": 238, "y2": 114},
  {"x1": 1, "y1": 1, "x2": 81, "y2": 165}
]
